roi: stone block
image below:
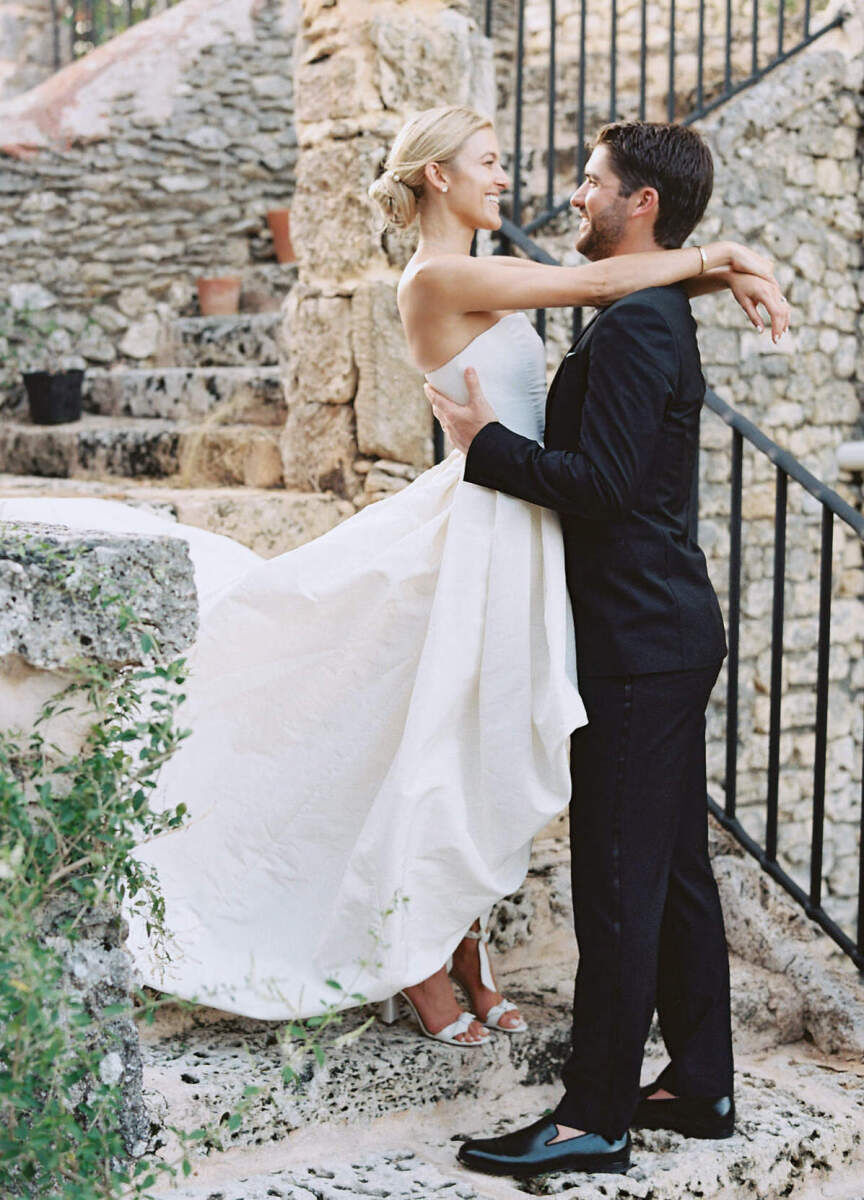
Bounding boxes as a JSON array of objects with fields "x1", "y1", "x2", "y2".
[
  {"x1": 118, "y1": 313, "x2": 161, "y2": 360},
  {"x1": 167, "y1": 313, "x2": 281, "y2": 368},
  {"x1": 0, "y1": 419, "x2": 178, "y2": 480},
  {"x1": 177, "y1": 426, "x2": 284, "y2": 488},
  {"x1": 294, "y1": 47, "x2": 376, "y2": 126},
  {"x1": 291, "y1": 135, "x2": 386, "y2": 285},
  {"x1": 370, "y1": 7, "x2": 480, "y2": 113},
  {"x1": 284, "y1": 285, "x2": 356, "y2": 404},
  {"x1": 280, "y1": 398, "x2": 360, "y2": 498},
  {"x1": 167, "y1": 488, "x2": 354, "y2": 557},
  {"x1": 74, "y1": 421, "x2": 180, "y2": 479},
  {"x1": 8, "y1": 281, "x2": 56, "y2": 310},
  {"x1": 84, "y1": 367, "x2": 287, "y2": 425},
  {"x1": 357, "y1": 458, "x2": 422, "y2": 508},
  {"x1": 351, "y1": 280, "x2": 433, "y2": 468},
  {"x1": 0, "y1": 520, "x2": 196, "y2": 670}
]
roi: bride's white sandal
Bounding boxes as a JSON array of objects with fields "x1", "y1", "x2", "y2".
[
  {"x1": 378, "y1": 991, "x2": 492, "y2": 1048},
  {"x1": 452, "y1": 919, "x2": 528, "y2": 1034}
]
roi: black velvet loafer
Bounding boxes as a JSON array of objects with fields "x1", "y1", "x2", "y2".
[
  {"x1": 631, "y1": 1081, "x2": 735, "y2": 1139},
  {"x1": 456, "y1": 1114, "x2": 631, "y2": 1179}
]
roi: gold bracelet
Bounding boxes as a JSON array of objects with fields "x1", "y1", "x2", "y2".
[{"x1": 696, "y1": 245, "x2": 708, "y2": 274}]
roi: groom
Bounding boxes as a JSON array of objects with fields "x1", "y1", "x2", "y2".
[{"x1": 425, "y1": 121, "x2": 736, "y2": 1178}]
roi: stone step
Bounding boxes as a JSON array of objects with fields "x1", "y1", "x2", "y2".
[
  {"x1": 137, "y1": 947, "x2": 830, "y2": 1164},
  {"x1": 84, "y1": 366, "x2": 286, "y2": 425},
  {"x1": 137, "y1": 836, "x2": 853, "y2": 1159},
  {"x1": 162, "y1": 314, "x2": 283, "y2": 369},
  {"x1": 142, "y1": 998, "x2": 864, "y2": 1200},
  {"x1": 0, "y1": 415, "x2": 284, "y2": 488},
  {"x1": 137, "y1": 827, "x2": 864, "y2": 1177},
  {"x1": 0, "y1": 474, "x2": 355, "y2": 557}
]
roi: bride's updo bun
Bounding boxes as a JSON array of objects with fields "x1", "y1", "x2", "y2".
[{"x1": 368, "y1": 105, "x2": 493, "y2": 230}]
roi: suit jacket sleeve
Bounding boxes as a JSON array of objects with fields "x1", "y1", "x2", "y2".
[{"x1": 463, "y1": 300, "x2": 679, "y2": 519}]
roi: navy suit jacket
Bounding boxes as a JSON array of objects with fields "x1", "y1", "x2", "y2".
[{"x1": 463, "y1": 283, "x2": 727, "y2": 677}]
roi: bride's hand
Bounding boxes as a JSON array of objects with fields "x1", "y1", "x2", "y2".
[
  {"x1": 717, "y1": 240, "x2": 775, "y2": 283},
  {"x1": 728, "y1": 272, "x2": 791, "y2": 342}
]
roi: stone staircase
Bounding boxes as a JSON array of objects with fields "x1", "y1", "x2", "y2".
[
  {"x1": 140, "y1": 828, "x2": 864, "y2": 1200},
  {"x1": 0, "y1": 294, "x2": 355, "y2": 557}
]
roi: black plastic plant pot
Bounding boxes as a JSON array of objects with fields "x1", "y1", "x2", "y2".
[{"x1": 22, "y1": 369, "x2": 84, "y2": 425}]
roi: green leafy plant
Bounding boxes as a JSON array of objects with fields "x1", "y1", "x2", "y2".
[{"x1": 0, "y1": 529, "x2": 375, "y2": 1197}]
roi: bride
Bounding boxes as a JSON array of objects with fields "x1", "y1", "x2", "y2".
[{"x1": 0, "y1": 106, "x2": 785, "y2": 1048}]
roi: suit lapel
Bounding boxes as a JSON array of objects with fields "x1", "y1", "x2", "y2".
[
  {"x1": 565, "y1": 307, "x2": 603, "y2": 357},
  {"x1": 544, "y1": 306, "x2": 603, "y2": 423}
]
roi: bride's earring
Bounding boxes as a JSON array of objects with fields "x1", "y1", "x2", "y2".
[{"x1": 441, "y1": 185, "x2": 449, "y2": 193}]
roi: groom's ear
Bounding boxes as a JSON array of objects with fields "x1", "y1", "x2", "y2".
[{"x1": 630, "y1": 186, "x2": 660, "y2": 226}]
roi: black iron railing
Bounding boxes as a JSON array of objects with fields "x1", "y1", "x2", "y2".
[
  {"x1": 485, "y1": 0, "x2": 845, "y2": 269},
  {"x1": 699, "y1": 389, "x2": 864, "y2": 972},
  {"x1": 49, "y1": 0, "x2": 180, "y2": 67}
]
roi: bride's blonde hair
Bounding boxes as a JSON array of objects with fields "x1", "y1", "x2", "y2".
[{"x1": 368, "y1": 105, "x2": 494, "y2": 230}]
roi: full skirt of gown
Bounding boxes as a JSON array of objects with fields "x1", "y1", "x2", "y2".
[{"x1": 0, "y1": 315, "x2": 587, "y2": 1020}]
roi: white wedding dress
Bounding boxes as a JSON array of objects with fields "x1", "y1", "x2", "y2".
[{"x1": 0, "y1": 311, "x2": 586, "y2": 1020}]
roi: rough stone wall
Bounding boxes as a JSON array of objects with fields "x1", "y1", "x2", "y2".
[
  {"x1": 695, "y1": 43, "x2": 864, "y2": 942},
  {"x1": 0, "y1": 0, "x2": 55, "y2": 101},
  {"x1": 494, "y1": 22, "x2": 864, "y2": 939},
  {"x1": 0, "y1": 0, "x2": 300, "y2": 406},
  {"x1": 284, "y1": 0, "x2": 493, "y2": 505}
]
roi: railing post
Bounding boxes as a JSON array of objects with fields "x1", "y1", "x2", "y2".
[
  {"x1": 546, "y1": 0, "x2": 557, "y2": 212},
  {"x1": 725, "y1": 430, "x2": 743, "y2": 819},
  {"x1": 572, "y1": 0, "x2": 587, "y2": 345},
  {"x1": 810, "y1": 507, "x2": 833, "y2": 908},
  {"x1": 725, "y1": 0, "x2": 733, "y2": 94},
  {"x1": 668, "y1": 0, "x2": 676, "y2": 121},
  {"x1": 765, "y1": 467, "x2": 787, "y2": 863},
  {"x1": 513, "y1": 0, "x2": 526, "y2": 228},
  {"x1": 610, "y1": 0, "x2": 618, "y2": 121},
  {"x1": 858, "y1": 715, "x2": 864, "y2": 965},
  {"x1": 639, "y1": 0, "x2": 647, "y2": 119},
  {"x1": 50, "y1": 0, "x2": 61, "y2": 69},
  {"x1": 777, "y1": 0, "x2": 785, "y2": 57},
  {"x1": 697, "y1": 0, "x2": 705, "y2": 112}
]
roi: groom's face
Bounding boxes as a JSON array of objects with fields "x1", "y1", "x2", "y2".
[{"x1": 569, "y1": 146, "x2": 631, "y2": 260}]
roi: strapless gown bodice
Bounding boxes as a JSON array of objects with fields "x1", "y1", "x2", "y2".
[
  {"x1": 0, "y1": 311, "x2": 586, "y2": 1020},
  {"x1": 425, "y1": 311, "x2": 549, "y2": 442}
]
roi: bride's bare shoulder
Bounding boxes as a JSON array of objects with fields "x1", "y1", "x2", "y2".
[{"x1": 397, "y1": 254, "x2": 519, "y2": 373}]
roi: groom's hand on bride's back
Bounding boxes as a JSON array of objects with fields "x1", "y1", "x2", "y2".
[{"x1": 423, "y1": 368, "x2": 499, "y2": 455}]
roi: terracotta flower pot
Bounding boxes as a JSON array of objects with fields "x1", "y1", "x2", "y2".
[
  {"x1": 266, "y1": 208, "x2": 296, "y2": 264},
  {"x1": 197, "y1": 276, "x2": 242, "y2": 316}
]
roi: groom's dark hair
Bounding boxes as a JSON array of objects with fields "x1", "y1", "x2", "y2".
[{"x1": 593, "y1": 121, "x2": 714, "y2": 250}]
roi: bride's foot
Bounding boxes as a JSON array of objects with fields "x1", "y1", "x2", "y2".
[
  {"x1": 450, "y1": 920, "x2": 526, "y2": 1032},
  {"x1": 402, "y1": 968, "x2": 490, "y2": 1045}
]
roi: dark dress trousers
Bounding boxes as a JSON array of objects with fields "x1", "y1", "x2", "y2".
[{"x1": 464, "y1": 283, "x2": 735, "y2": 1140}]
